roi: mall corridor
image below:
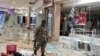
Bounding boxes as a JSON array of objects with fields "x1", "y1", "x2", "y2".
[{"x1": 0, "y1": 0, "x2": 100, "y2": 56}]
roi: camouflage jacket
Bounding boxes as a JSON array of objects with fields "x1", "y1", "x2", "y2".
[{"x1": 34, "y1": 26, "x2": 48, "y2": 42}]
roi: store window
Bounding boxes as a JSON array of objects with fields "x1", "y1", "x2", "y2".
[
  {"x1": 0, "y1": 11, "x2": 5, "y2": 28},
  {"x1": 61, "y1": 0, "x2": 100, "y2": 36},
  {"x1": 45, "y1": 7, "x2": 53, "y2": 38},
  {"x1": 60, "y1": 0, "x2": 100, "y2": 56},
  {"x1": 47, "y1": 8, "x2": 52, "y2": 37}
]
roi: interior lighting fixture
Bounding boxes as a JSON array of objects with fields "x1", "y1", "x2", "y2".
[
  {"x1": 25, "y1": 13, "x2": 28, "y2": 16},
  {"x1": 77, "y1": 0, "x2": 100, "y2": 5},
  {"x1": 19, "y1": 10, "x2": 23, "y2": 14},
  {"x1": 39, "y1": 10, "x2": 42, "y2": 14}
]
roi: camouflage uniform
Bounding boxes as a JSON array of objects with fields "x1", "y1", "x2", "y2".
[{"x1": 34, "y1": 25, "x2": 48, "y2": 56}]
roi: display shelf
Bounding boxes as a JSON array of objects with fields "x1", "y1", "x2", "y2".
[{"x1": 59, "y1": 28, "x2": 99, "y2": 56}]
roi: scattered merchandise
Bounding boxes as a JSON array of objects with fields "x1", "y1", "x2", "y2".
[{"x1": 78, "y1": 42, "x2": 85, "y2": 49}]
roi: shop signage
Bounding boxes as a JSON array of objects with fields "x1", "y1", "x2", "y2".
[
  {"x1": 8, "y1": 9, "x2": 15, "y2": 14},
  {"x1": 43, "y1": 0, "x2": 53, "y2": 7},
  {"x1": 6, "y1": 45, "x2": 17, "y2": 54}
]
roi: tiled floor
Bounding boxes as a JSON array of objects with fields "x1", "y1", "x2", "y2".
[{"x1": 0, "y1": 37, "x2": 86, "y2": 56}]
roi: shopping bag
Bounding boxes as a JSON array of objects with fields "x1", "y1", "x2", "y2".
[{"x1": 6, "y1": 45, "x2": 17, "y2": 54}]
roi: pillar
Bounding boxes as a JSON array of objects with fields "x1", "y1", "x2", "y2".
[
  {"x1": 52, "y1": 2, "x2": 61, "y2": 41},
  {"x1": 26, "y1": 7, "x2": 31, "y2": 44},
  {"x1": 27, "y1": 7, "x2": 31, "y2": 28}
]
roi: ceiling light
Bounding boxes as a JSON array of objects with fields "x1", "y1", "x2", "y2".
[
  {"x1": 78, "y1": 0, "x2": 100, "y2": 5},
  {"x1": 19, "y1": 10, "x2": 23, "y2": 14},
  {"x1": 25, "y1": 13, "x2": 28, "y2": 16},
  {"x1": 39, "y1": 10, "x2": 42, "y2": 14}
]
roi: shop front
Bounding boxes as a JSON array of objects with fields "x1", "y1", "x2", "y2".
[
  {"x1": 43, "y1": 0, "x2": 100, "y2": 40},
  {"x1": 60, "y1": 0, "x2": 100, "y2": 36},
  {"x1": 43, "y1": 0, "x2": 62, "y2": 41},
  {"x1": 59, "y1": 0, "x2": 100, "y2": 56}
]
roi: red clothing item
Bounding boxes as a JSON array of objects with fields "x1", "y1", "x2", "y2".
[
  {"x1": 60, "y1": 18, "x2": 64, "y2": 24},
  {"x1": 79, "y1": 12, "x2": 87, "y2": 24},
  {"x1": 74, "y1": 14, "x2": 80, "y2": 24}
]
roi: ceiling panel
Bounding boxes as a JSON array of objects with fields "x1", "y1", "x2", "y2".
[{"x1": 0, "y1": 0, "x2": 36, "y2": 9}]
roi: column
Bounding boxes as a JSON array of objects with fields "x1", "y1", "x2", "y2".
[
  {"x1": 26, "y1": 7, "x2": 31, "y2": 44},
  {"x1": 27, "y1": 7, "x2": 31, "y2": 28},
  {"x1": 52, "y1": 2, "x2": 61, "y2": 41}
]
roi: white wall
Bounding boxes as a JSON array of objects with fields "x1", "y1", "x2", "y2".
[
  {"x1": 35, "y1": 13, "x2": 43, "y2": 28},
  {"x1": 33, "y1": 0, "x2": 44, "y2": 28}
]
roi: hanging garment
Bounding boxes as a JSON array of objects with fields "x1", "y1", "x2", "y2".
[
  {"x1": 74, "y1": 14, "x2": 80, "y2": 25},
  {"x1": 78, "y1": 42, "x2": 85, "y2": 49},
  {"x1": 69, "y1": 7, "x2": 75, "y2": 18},
  {"x1": 79, "y1": 11, "x2": 87, "y2": 25}
]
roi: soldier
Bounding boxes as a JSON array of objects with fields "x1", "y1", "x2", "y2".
[{"x1": 34, "y1": 20, "x2": 48, "y2": 56}]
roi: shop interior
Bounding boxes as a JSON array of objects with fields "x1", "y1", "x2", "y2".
[
  {"x1": 59, "y1": 1, "x2": 100, "y2": 56},
  {"x1": 1, "y1": 0, "x2": 100, "y2": 56},
  {"x1": 0, "y1": 9, "x2": 36, "y2": 55},
  {"x1": 60, "y1": 2, "x2": 100, "y2": 37},
  {"x1": 0, "y1": 10, "x2": 36, "y2": 28}
]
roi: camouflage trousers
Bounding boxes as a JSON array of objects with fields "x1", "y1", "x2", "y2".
[{"x1": 34, "y1": 41, "x2": 47, "y2": 56}]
